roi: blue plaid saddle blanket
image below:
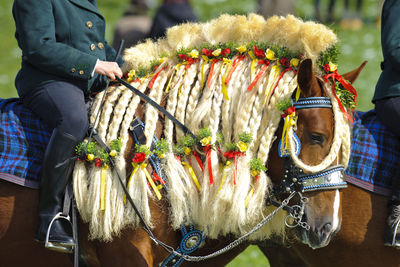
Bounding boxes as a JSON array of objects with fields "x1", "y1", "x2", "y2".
[
  {"x1": 345, "y1": 110, "x2": 400, "y2": 196},
  {"x1": 0, "y1": 98, "x2": 51, "y2": 189}
]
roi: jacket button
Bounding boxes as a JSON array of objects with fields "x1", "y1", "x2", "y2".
[
  {"x1": 79, "y1": 70, "x2": 84, "y2": 75},
  {"x1": 71, "y1": 68, "x2": 76, "y2": 73},
  {"x1": 86, "y1": 21, "x2": 93, "y2": 29},
  {"x1": 90, "y1": 44, "x2": 96, "y2": 51},
  {"x1": 98, "y1": 42, "x2": 104, "y2": 50}
]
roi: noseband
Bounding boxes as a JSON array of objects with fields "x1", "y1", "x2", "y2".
[{"x1": 270, "y1": 96, "x2": 347, "y2": 229}]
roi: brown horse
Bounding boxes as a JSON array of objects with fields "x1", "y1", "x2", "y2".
[
  {"x1": 0, "y1": 57, "x2": 361, "y2": 266},
  {"x1": 259, "y1": 184, "x2": 400, "y2": 267}
]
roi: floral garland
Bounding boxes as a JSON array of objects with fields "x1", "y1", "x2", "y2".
[{"x1": 75, "y1": 138, "x2": 121, "y2": 167}]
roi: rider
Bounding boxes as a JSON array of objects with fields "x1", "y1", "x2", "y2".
[
  {"x1": 374, "y1": 0, "x2": 400, "y2": 247},
  {"x1": 12, "y1": 0, "x2": 123, "y2": 253}
]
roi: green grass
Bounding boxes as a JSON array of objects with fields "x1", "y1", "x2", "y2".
[{"x1": 0, "y1": 0, "x2": 382, "y2": 266}]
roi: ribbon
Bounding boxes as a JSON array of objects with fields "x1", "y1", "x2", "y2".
[
  {"x1": 147, "y1": 67, "x2": 164, "y2": 89},
  {"x1": 224, "y1": 151, "x2": 245, "y2": 185},
  {"x1": 281, "y1": 107, "x2": 297, "y2": 154},
  {"x1": 165, "y1": 64, "x2": 181, "y2": 93},
  {"x1": 244, "y1": 187, "x2": 254, "y2": 208},
  {"x1": 182, "y1": 161, "x2": 202, "y2": 191},
  {"x1": 224, "y1": 55, "x2": 246, "y2": 86},
  {"x1": 124, "y1": 163, "x2": 140, "y2": 204},
  {"x1": 202, "y1": 145, "x2": 214, "y2": 184},
  {"x1": 152, "y1": 171, "x2": 166, "y2": 185},
  {"x1": 207, "y1": 59, "x2": 220, "y2": 89},
  {"x1": 100, "y1": 165, "x2": 108, "y2": 211},
  {"x1": 201, "y1": 55, "x2": 210, "y2": 87},
  {"x1": 248, "y1": 51, "x2": 257, "y2": 81},
  {"x1": 264, "y1": 65, "x2": 280, "y2": 104},
  {"x1": 141, "y1": 163, "x2": 162, "y2": 200},
  {"x1": 247, "y1": 63, "x2": 269, "y2": 91},
  {"x1": 192, "y1": 150, "x2": 204, "y2": 171},
  {"x1": 216, "y1": 161, "x2": 231, "y2": 195},
  {"x1": 270, "y1": 67, "x2": 293, "y2": 100},
  {"x1": 295, "y1": 84, "x2": 301, "y2": 102},
  {"x1": 323, "y1": 70, "x2": 357, "y2": 122},
  {"x1": 220, "y1": 58, "x2": 233, "y2": 100}
]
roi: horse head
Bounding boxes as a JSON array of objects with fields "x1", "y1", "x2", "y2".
[{"x1": 268, "y1": 59, "x2": 366, "y2": 249}]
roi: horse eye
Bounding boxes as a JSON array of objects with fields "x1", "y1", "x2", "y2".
[{"x1": 309, "y1": 133, "x2": 325, "y2": 144}]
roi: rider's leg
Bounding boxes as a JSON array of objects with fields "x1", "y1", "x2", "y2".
[
  {"x1": 375, "y1": 97, "x2": 400, "y2": 247},
  {"x1": 22, "y1": 81, "x2": 89, "y2": 253}
]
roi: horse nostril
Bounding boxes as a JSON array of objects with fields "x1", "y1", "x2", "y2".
[{"x1": 321, "y1": 222, "x2": 332, "y2": 234}]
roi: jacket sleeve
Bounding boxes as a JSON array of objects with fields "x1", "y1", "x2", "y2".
[
  {"x1": 382, "y1": 0, "x2": 400, "y2": 72},
  {"x1": 13, "y1": 0, "x2": 98, "y2": 81}
]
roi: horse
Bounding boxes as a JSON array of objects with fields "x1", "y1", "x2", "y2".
[
  {"x1": 0, "y1": 14, "x2": 359, "y2": 266},
  {"x1": 258, "y1": 110, "x2": 400, "y2": 266}
]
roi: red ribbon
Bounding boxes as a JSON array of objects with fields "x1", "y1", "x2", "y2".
[
  {"x1": 224, "y1": 55, "x2": 245, "y2": 85},
  {"x1": 281, "y1": 106, "x2": 296, "y2": 118},
  {"x1": 223, "y1": 151, "x2": 245, "y2": 185},
  {"x1": 148, "y1": 67, "x2": 164, "y2": 89},
  {"x1": 153, "y1": 171, "x2": 166, "y2": 185},
  {"x1": 202, "y1": 145, "x2": 213, "y2": 184},
  {"x1": 270, "y1": 67, "x2": 294, "y2": 100},
  {"x1": 323, "y1": 70, "x2": 357, "y2": 122},
  {"x1": 192, "y1": 150, "x2": 204, "y2": 172},
  {"x1": 247, "y1": 64, "x2": 269, "y2": 91},
  {"x1": 207, "y1": 59, "x2": 220, "y2": 89}
]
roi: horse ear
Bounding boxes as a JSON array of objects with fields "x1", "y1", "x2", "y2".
[
  {"x1": 297, "y1": 59, "x2": 321, "y2": 97},
  {"x1": 341, "y1": 61, "x2": 368, "y2": 84}
]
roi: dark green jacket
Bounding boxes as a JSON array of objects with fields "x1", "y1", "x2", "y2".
[
  {"x1": 13, "y1": 0, "x2": 122, "y2": 97},
  {"x1": 374, "y1": 0, "x2": 400, "y2": 102}
]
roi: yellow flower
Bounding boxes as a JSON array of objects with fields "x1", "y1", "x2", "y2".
[
  {"x1": 189, "y1": 49, "x2": 199, "y2": 58},
  {"x1": 251, "y1": 169, "x2": 260, "y2": 177},
  {"x1": 328, "y1": 62, "x2": 337, "y2": 72},
  {"x1": 200, "y1": 136, "x2": 211, "y2": 146},
  {"x1": 225, "y1": 160, "x2": 231, "y2": 167},
  {"x1": 158, "y1": 153, "x2": 166, "y2": 159},
  {"x1": 127, "y1": 69, "x2": 136, "y2": 83},
  {"x1": 109, "y1": 150, "x2": 117, "y2": 157},
  {"x1": 184, "y1": 147, "x2": 192, "y2": 155},
  {"x1": 212, "y1": 48, "x2": 221, "y2": 57},
  {"x1": 237, "y1": 141, "x2": 249, "y2": 152},
  {"x1": 237, "y1": 45, "x2": 247, "y2": 53},
  {"x1": 87, "y1": 154, "x2": 95, "y2": 161},
  {"x1": 103, "y1": 164, "x2": 109, "y2": 170},
  {"x1": 159, "y1": 57, "x2": 168, "y2": 63},
  {"x1": 265, "y1": 49, "x2": 276, "y2": 60},
  {"x1": 290, "y1": 58, "x2": 299, "y2": 67}
]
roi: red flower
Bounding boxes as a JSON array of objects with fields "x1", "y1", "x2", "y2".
[
  {"x1": 179, "y1": 54, "x2": 189, "y2": 61},
  {"x1": 94, "y1": 158, "x2": 102, "y2": 167},
  {"x1": 132, "y1": 152, "x2": 146, "y2": 163},
  {"x1": 323, "y1": 64, "x2": 330, "y2": 73},
  {"x1": 224, "y1": 151, "x2": 235, "y2": 159},
  {"x1": 280, "y1": 57, "x2": 289, "y2": 66},
  {"x1": 221, "y1": 48, "x2": 231, "y2": 57},
  {"x1": 281, "y1": 106, "x2": 296, "y2": 118},
  {"x1": 201, "y1": 48, "x2": 213, "y2": 57},
  {"x1": 253, "y1": 46, "x2": 265, "y2": 58},
  {"x1": 258, "y1": 59, "x2": 270, "y2": 66}
]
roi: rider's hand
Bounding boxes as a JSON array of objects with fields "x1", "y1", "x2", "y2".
[{"x1": 94, "y1": 60, "x2": 123, "y2": 81}]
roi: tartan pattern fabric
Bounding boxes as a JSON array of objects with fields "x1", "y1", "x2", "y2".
[
  {"x1": 344, "y1": 110, "x2": 400, "y2": 196},
  {"x1": 0, "y1": 98, "x2": 51, "y2": 189}
]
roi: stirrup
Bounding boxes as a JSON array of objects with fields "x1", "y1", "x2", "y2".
[{"x1": 45, "y1": 212, "x2": 75, "y2": 253}]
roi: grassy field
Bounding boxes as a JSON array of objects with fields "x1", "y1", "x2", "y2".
[{"x1": 0, "y1": 0, "x2": 382, "y2": 266}]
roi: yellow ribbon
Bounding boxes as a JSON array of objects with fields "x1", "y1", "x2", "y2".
[
  {"x1": 124, "y1": 163, "x2": 140, "y2": 204},
  {"x1": 141, "y1": 163, "x2": 162, "y2": 200},
  {"x1": 182, "y1": 161, "x2": 201, "y2": 191},
  {"x1": 201, "y1": 55, "x2": 210, "y2": 87},
  {"x1": 220, "y1": 58, "x2": 232, "y2": 100},
  {"x1": 295, "y1": 85, "x2": 301, "y2": 102},
  {"x1": 100, "y1": 165, "x2": 108, "y2": 211},
  {"x1": 281, "y1": 112, "x2": 297, "y2": 154},
  {"x1": 264, "y1": 65, "x2": 281, "y2": 104},
  {"x1": 248, "y1": 51, "x2": 257, "y2": 82},
  {"x1": 245, "y1": 187, "x2": 255, "y2": 208},
  {"x1": 217, "y1": 161, "x2": 231, "y2": 195},
  {"x1": 165, "y1": 64, "x2": 180, "y2": 93}
]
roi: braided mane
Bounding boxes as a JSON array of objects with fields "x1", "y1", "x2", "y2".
[{"x1": 72, "y1": 14, "x2": 351, "y2": 241}]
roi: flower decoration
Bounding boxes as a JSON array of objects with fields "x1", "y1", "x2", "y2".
[
  {"x1": 254, "y1": 46, "x2": 266, "y2": 58},
  {"x1": 126, "y1": 69, "x2": 137, "y2": 83},
  {"x1": 132, "y1": 144, "x2": 151, "y2": 164},
  {"x1": 237, "y1": 45, "x2": 247, "y2": 53},
  {"x1": 249, "y1": 158, "x2": 267, "y2": 178},
  {"x1": 212, "y1": 48, "x2": 222, "y2": 57},
  {"x1": 276, "y1": 98, "x2": 293, "y2": 113},
  {"x1": 75, "y1": 139, "x2": 120, "y2": 167},
  {"x1": 189, "y1": 49, "x2": 199, "y2": 59},
  {"x1": 290, "y1": 58, "x2": 299, "y2": 67},
  {"x1": 265, "y1": 48, "x2": 276, "y2": 60},
  {"x1": 109, "y1": 138, "x2": 121, "y2": 157},
  {"x1": 153, "y1": 138, "x2": 169, "y2": 159}
]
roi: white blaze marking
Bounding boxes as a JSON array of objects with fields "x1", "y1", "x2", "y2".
[{"x1": 332, "y1": 189, "x2": 340, "y2": 231}]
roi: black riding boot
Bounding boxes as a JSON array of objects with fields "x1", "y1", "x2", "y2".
[
  {"x1": 34, "y1": 129, "x2": 78, "y2": 253},
  {"x1": 384, "y1": 173, "x2": 400, "y2": 247}
]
